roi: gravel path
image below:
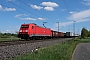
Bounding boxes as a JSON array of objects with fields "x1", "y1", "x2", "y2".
[
  {"x1": 0, "y1": 38, "x2": 72, "y2": 60},
  {"x1": 72, "y1": 43, "x2": 90, "y2": 60}
]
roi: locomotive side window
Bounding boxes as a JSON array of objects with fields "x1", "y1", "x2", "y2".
[
  {"x1": 32, "y1": 26, "x2": 34, "y2": 29},
  {"x1": 21, "y1": 25, "x2": 29, "y2": 28}
]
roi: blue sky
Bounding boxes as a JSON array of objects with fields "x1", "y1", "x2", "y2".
[{"x1": 0, "y1": 0, "x2": 90, "y2": 34}]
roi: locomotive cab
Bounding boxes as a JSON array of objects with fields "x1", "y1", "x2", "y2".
[{"x1": 18, "y1": 24, "x2": 29, "y2": 39}]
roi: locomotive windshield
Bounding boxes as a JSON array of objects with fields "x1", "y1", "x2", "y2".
[{"x1": 21, "y1": 25, "x2": 29, "y2": 28}]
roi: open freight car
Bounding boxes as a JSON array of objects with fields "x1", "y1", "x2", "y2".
[
  {"x1": 52, "y1": 30, "x2": 65, "y2": 38},
  {"x1": 18, "y1": 23, "x2": 52, "y2": 39}
]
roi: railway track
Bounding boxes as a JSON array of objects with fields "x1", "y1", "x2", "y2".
[
  {"x1": 0, "y1": 38, "x2": 72, "y2": 60},
  {"x1": 0, "y1": 39, "x2": 44, "y2": 46},
  {"x1": 0, "y1": 38, "x2": 72, "y2": 46}
]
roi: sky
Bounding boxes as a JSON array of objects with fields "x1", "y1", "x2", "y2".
[{"x1": 0, "y1": 0, "x2": 90, "y2": 34}]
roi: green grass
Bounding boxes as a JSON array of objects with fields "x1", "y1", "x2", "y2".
[
  {"x1": 12, "y1": 38, "x2": 90, "y2": 60},
  {"x1": 80, "y1": 38, "x2": 90, "y2": 42},
  {"x1": 0, "y1": 37, "x2": 20, "y2": 41}
]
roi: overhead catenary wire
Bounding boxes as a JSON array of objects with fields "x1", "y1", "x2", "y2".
[
  {"x1": 8, "y1": 0, "x2": 54, "y2": 22},
  {"x1": 18, "y1": 0, "x2": 54, "y2": 21},
  {"x1": 7, "y1": 0, "x2": 55, "y2": 25},
  {"x1": 55, "y1": 0, "x2": 72, "y2": 32},
  {"x1": 62, "y1": 0, "x2": 71, "y2": 13},
  {"x1": 1, "y1": 3, "x2": 39, "y2": 23},
  {"x1": 62, "y1": 0, "x2": 76, "y2": 38},
  {"x1": 1, "y1": 4, "x2": 24, "y2": 14},
  {"x1": 8, "y1": 1, "x2": 40, "y2": 18}
]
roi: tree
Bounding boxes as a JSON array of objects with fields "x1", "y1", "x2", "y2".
[
  {"x1": 88, "y1": 30, "x2": 90, "y2": 37},
  {"x1": 81, "y1": 27, "x2": 88, "y2": 38},
  {"x1": 0, "y1": 32, "x2": 2, "y2": 38}
]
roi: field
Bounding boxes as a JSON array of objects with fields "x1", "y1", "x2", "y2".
[
  {"x1": 0, "y1": 33, "x2": 20, "y2": 41},
  {"x1": 12, "y1": 38, "x2": 90, "y2": 60},
  {"x1": 0, "y1": 36, "x2": 20, "y2": 41}
]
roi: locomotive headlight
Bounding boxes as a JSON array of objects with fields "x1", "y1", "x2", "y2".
[
  {"x1": 26, "y1": 30, "x2": 28, "y2": 32},
  {"x1": 19, "y1": 30, "x2": 22, "y2": 32}
]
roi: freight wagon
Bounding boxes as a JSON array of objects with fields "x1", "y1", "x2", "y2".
[
  {"x1": 66, "y1": 32, "x2": 74, "y2": 36},
  {"x1": 52, "y1": 31, "x2": 65, "y2": 38}
]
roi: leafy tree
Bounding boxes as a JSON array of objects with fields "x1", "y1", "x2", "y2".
[
  {"x1": 88, "y1": 30, "x2": 90, "y2": 37},
  {"x1": 81, "y1": 27, "x2": 88, "y2": 38},
  {"x1": 0, "y1": 32, "x2": 2, "y2": 38}
]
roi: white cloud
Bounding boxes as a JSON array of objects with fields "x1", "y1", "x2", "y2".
[
  {"x1": 30, "y1": 5, "x2": 43, "y2": 10},
  {"x1": 82, "y1": 0, "x2": 90, "y2": 6},
  {"x1": 4, "y1": 7, "x2": 16, "y2": 11},
  {"x1": 54, "y1": 9, "x2": 90, "y2": 28},
  {"x1": 15, "y1": 14, "x2": 36, "y2": 20},
  {"x1": 41, "y1": 2, "x2": 59, "y2": 11},
  {"x1": 60, "y1": 9, "x2": 65, "y2": 11},
  {"x1": 0, "y1": 5, "x2": 2, "y2": 10},
  {"x1": 68, "y1": 9, "x2": 90, "y2": 21},
  {"x1": 15, "y1": 14, "x2": 22, "y2": 18},
  {"x1": 44, "y1": 6, "x2": 54, "y2": 11},
  {"x1": 52, "y1": 21, "x2": 74, "y2": 32},
  {"x1": 69, "y1": 11, "x2": 76, "y2": 14},
  {"x1": 54, "y1": 19, "x2": 90, "y2": 30},
  {"x1": 20, "y1": 17, "x2": 46, "y2": 20},
  {"x1": 15, "y1": 14, "x2": 46, "y2": 20},
  {"x1": 30, "y1": 2, "x2": 58, "y2": 11},
  {"x1": 23, "y1": 14, "x2": 29, "y2": 16},
  {"x1": 0, "y1": 5, "x2": 16, "y2": 12},
  {"x1": 15, "y1": 14, "x2": 28, "y2": 18},
  {"x1": 41, "y1": 2, "x2": 59, "y2": 7},
  {"x1": 20, "y1": 17, "x2": 37, "y2": 20},
  {"x1": 38, "y1": 17, "x2": 46, "y2": 20},
  {"x1": 9, "y1": 26, "x2": 18, "y2": 28},
  {"x1": 55, "y1": 21, "x2": 74, "y2": 27},
  {"x1": 6, "y1": 0, "x2": 15, "y2": 2}
]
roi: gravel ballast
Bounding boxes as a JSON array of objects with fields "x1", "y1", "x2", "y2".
[{"x1": 0, "y1": 38, "x2": 72, "y2": 60}]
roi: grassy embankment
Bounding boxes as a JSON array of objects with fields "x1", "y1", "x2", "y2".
[{"x1": 12, "y1": 38, "x2": 90, "y2": 60}]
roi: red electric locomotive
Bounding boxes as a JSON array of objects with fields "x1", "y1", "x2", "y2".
[{"x1": 18, "y1": 23, "x2": 52, "y2": 39}]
